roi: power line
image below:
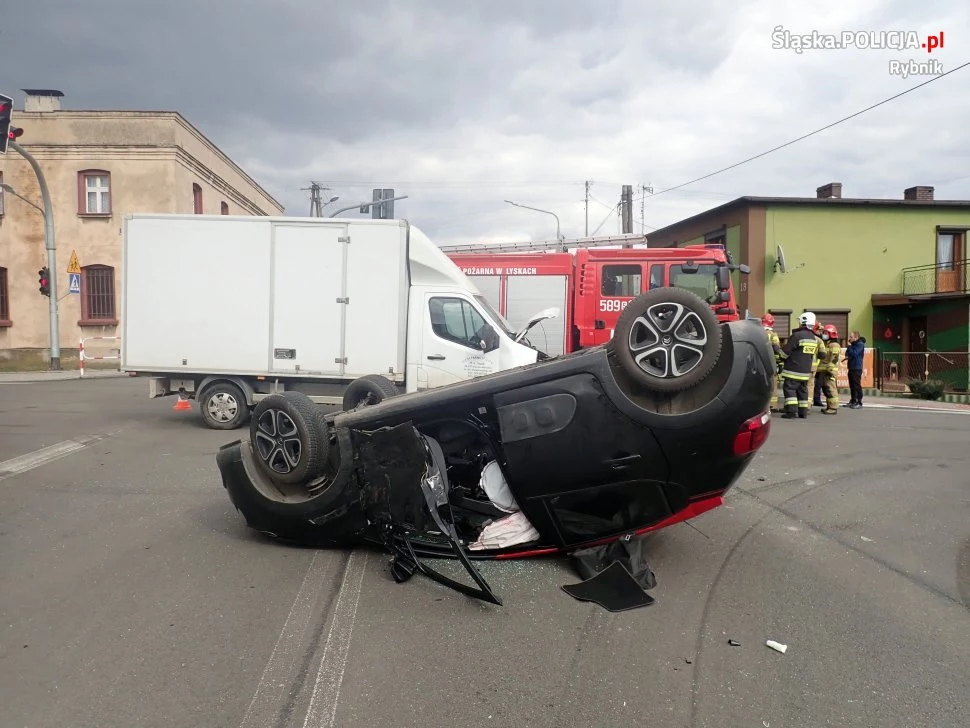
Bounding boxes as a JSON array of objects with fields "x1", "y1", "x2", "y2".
[
  {"x1": 590, "y1": 205, "x2": 618, "y2": 236},
  {"x1": 647, "y1": 60, "x2": 970, "y2": 198}
]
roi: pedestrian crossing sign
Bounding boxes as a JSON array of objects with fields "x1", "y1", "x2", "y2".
[
  {"x1": 67, "y1": 250, "x2": 81, "y2": 275},
  {"x1": 68, "y1": 272, "x2": 81, "y2": 294}
]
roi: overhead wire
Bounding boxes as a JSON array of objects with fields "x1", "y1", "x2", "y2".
[{"x1": 646, "y1": 60, "x2": 970, "y2": 198}]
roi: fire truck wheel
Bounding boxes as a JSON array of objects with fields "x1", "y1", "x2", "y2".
[
  {"x1": 610, "y1": 287, "x2": 722, "y2": 394},
  {"x1": 342, "y1": 374, "x2": 401, "y2": 412}
]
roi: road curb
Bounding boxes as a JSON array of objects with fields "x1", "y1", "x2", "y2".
[{"x1": 0, "y1": 371, "x2": 133, "y2": 383}]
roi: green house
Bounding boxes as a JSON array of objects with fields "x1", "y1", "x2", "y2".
[{"x1": 646, "y1": 183, "x2": 970, "y2": 392}]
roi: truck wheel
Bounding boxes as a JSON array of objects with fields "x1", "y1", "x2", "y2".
[
  {"x1": 609, "y1": 287, "x2": 722, "y2": 394},
  {"x1": 250, "y1": 391, "x2": 329, "y2": 486},
  {"x1": 199, "y1": 381, "x2": 250, "y2": 430},
  {"x1": 342, "y1": 374, "x2": 400, "y2": 411}
]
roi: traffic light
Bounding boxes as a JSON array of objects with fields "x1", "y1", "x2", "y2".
[
  {"x1": 0, "y1": 92, "x2": 13, "y2": 154},
  {"x1": 38, "y1": 267, "x2": 50, "y2": 297}
]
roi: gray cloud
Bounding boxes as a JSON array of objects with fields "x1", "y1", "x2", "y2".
[{"x1": 2, "y1": 0, "x2": 968, "y2": 245}]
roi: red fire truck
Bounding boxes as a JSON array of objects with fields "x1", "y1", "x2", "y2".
[{"x1": 447, "y1": 244, "x2": 750, "y2": 357}]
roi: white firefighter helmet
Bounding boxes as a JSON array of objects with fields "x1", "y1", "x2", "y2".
[{"x1": 799, "y1": 311, "x2": 816, "y2": 329}]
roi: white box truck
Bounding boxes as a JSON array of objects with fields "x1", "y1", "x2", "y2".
[{"x1": 121, "y1": 214, "x2": 558, "y2": 429}]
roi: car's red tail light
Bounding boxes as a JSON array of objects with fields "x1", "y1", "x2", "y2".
[{"x1": 733, "y1": 410, "x2": 771, "y2": 456}]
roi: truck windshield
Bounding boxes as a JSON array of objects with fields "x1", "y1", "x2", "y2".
[
  {"x1": 474, "y1": 295, "x2": 515, "y2": 337},
  {"x1": 668, "y1": 264, "x2": 722, "y2": 304}
]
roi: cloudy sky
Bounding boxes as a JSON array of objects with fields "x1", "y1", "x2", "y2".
[{"x1": 2, "y1": 0, "x2": 967, "y2": 246}]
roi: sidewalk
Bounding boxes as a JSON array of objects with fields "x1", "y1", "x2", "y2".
[
  {"x1": 843, "y1": 395, "x2": 970, "y2": 413},
  {"x1": 0, "y1": 370, "x2": 134, "y2": 383}
]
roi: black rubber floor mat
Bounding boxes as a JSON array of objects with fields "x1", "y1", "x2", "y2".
[{"x1": 561, "y1": 560, "x2": 656, "y2": 612}]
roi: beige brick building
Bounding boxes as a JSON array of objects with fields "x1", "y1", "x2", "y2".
[{"x1": 0, "y1": 89, "x2": 283, "y2": 369}]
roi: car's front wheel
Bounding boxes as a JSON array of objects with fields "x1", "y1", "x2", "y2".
[{"x1": 609, "y1": 287, "x2": 723, "y2": 394}]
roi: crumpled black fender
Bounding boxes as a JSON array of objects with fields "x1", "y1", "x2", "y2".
[{"x1": 216, "y1": 436, "x2": 367, "y2": 547}]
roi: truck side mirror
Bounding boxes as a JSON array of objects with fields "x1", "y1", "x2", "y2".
[
  {"x1": 480, "y1": 325, "x2": 500, "y2": 353},
  {"x1": 739, "y1": 263, "x2": 751, "y2": 274},
  {"x1": 715, "y1": 266, "x2": 731, "y2": 290},
  {"x1": 717, "y1": 290, "x2": 731, "y2": 303}
]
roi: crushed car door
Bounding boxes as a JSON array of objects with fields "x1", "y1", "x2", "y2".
[
  {"x1": 354, "y1": 421, "x2": 502, "y2": 605},
  {"x1": 421, "y1": 294, "x2": 503, "y2": 389}
]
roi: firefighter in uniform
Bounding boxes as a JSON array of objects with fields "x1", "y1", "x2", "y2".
[
  {"x1": 761, "y1": 313, "x2": 782, "y2": 411},
  {"x1": 817, "y1": 323, "x2": 842, "y2": 414},
  {"x1": 807, "y1": 320, "x2": 826, "y2": 407},
  {"x1": 779, "y1": 311, "x2": 820, "y2": 419}
]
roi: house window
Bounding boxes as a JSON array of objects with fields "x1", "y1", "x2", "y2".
[
  {"x1": 936, "y1": 229, "x2": 966, "y2": 269},
  {"x1": 428, "y1": 297, "x2": 487, "y2": 349},
  {"x1": 220, "y1": 201, "x2": 229, "y2": 215},
  {"x1": 80, "y1": 264, "x2": 117, "y2": 323},
  {"x1": 0, "y1": 266, "x2": 10, "y2": 325},
  {"x1": 768, "y1": 309, "x2": 791, "y2": 337},
  {"x1": 193, "y1": 184, "x2": 203, "y2": 214},
  {"x1": 602, "y1": 264, "x2": 642, "y2": 297},
  {"x1": 78, "y1": 170, "x2": 111, "y2": 215},
  {"x1": 808, "y1": 309, "x2": 850, "y2": 339}
]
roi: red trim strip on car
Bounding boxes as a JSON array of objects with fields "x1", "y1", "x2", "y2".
[{"x1": 493, "y1": 494, "x2": 725, "y2": 560}]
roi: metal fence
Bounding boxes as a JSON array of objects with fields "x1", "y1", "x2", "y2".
[
  {"x1": 901, "y1": 258, "x2": 969, "y2": 296},
  {"x1": 875, "y1": 350, "x2": 970, "y2": 393}
]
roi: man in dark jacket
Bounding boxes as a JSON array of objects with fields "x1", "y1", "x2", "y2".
[{"x1": 845, "y1": 331, "x2": 866, "y2": 408}]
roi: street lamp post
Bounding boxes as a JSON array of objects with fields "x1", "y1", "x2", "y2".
[
  {"x1": 7, "y1": 139, "x2": 61, "y2": 370},
  {"x1": 503, "y1": 200, "x2": 564, "y2": 251},
  {"x1": 329, "y1": 194, "x2": 409, "y2": 217}
]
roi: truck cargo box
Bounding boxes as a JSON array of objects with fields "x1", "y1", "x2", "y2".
[{"x1": 121, "y1": 214, "x2": 408, "y2": 381}]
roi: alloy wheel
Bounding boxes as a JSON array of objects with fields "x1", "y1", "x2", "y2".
[
  {"x1": 253, "y1": 408, "x2": 303, "y2": 474},
  {"x1": 627, "y1": 301, "x2": 708, "y2": 379}
]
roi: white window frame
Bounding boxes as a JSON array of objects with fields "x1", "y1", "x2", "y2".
[{"x1": 85, "y1": 174, "x2": 110, "y2": 214}]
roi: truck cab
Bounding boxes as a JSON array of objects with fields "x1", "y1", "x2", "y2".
[
  {"x1": 450, "y1": 243, "x2": 748, "y2": 356},
  {"x1": 574, "y1": 245, "x2": 748, "y2": 349}
]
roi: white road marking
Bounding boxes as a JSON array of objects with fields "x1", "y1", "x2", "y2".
[
  {"x1": 238, "y1": 551, "x2": 334, "y2": 728},
  {"x1": 303, "y1": 550, "x2": 368, "y2": 728},
  {"x1": 0, "y1": 434, "x2": 111, "y2": 482}
]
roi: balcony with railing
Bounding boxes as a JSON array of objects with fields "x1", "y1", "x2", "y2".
[{"x1": 901, "y1": 258, "x2": 970, "y2": 296}]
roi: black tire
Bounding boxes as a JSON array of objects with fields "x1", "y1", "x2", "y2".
[
  {"x1": 609, "y1": 287, "x2": 723, "y2": 394},
  {"x1": 198, "y1": 381, "x2": 250, "y2": 430},
  {"x1": 220, "y1": 439, "x2": 353, "y2": 548},
  {"x1": 249, "y1": 391, "x2": 329, "y2": 486},
  {"x1": 341, "y1": 374, "x2": 401, "y2": 411}
]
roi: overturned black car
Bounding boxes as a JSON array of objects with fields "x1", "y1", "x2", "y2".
[{"x1": 216, "y1": 287, "x2": 774, "y2": 605}]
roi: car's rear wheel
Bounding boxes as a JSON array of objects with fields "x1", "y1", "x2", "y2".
[
  {"x1": 609, "y1": 287, "x2": 722, "y2": 393},
  {"x1": 342, "y1": 374, "x2": 400, "y2": 411},
  {"x1": 250, "y1": 391, "x2": 329, "y2": 486}
]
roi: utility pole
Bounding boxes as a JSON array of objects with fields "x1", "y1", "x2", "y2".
[
  {"x1": 584, "y1": 180, "x2": 592, "y2": 236},
  {"x1": 621, "y1": 185, "x2": 633, "y2": 234},
  {"x1": 640, "y1": 183, "x2": 653, "y2": 233},
  {"x1": 306, "y1": 181, "x2": 335, "y2": 217},
  {"x1": 309, "y1": 182, "x2": 322, "y2": 216}
]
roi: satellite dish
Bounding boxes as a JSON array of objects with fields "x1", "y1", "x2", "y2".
[{"x1": 776, "y1": 244, "x2": 788, "y2": 274}]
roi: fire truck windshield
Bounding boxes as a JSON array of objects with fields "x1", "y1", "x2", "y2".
[{"x1": 668, "y1": 263, "x2": 723, "y2": 304}]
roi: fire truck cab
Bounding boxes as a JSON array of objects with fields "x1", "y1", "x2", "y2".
[{"x1": 449, "y1": 244, "x2": 749, "y2": 357}]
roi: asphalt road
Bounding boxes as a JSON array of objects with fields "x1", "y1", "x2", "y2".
[{"x1": 1, "y1": 377, "x2": 968, "y2": 728}]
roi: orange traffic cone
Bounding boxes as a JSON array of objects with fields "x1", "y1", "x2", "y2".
[{"x1": 173, "y1": 396, "x2": 192, "y2": 411}]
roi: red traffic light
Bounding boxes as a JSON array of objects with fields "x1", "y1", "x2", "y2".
[{"x1": 7, "y1": 127, "x2": 22, "y2": 140}]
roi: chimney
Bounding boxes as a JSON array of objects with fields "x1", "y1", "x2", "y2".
[
  {"x1": 816, "y1": 182, "x2": 842, "y2": 199},
  {"x1": 22, "y1": 89, "x2": 64, "y2": 112},
  {"x1": 904, "y1": 185, "x2": 934, "y2": 201}
]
